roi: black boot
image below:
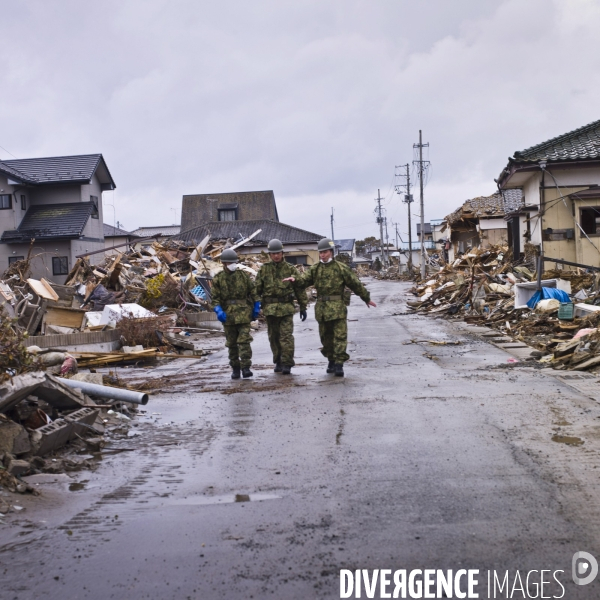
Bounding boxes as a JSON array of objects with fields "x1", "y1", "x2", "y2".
[
  {"x1": 274, "y1": 362, "x2": 282, "y2": 373},
  {"x1": 326, "y1": 360, "x2": 335, "y2": 374},
  {"x1": 231, "y1": 367, "x2": 241, "y2": 379},
  {"x1": 282, "y1": 365, "x2": 292, "y2": 375},
  {"x1": 242, "y1": 368, "x2": 253, "y2": 378},
  {"x1": 334, "y1": 363, "x2": 344, "y2": 377}
]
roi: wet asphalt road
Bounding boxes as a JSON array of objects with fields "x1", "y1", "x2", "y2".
[{"x1": 4, "y1": 279, "x2": 600, "y2": 599}]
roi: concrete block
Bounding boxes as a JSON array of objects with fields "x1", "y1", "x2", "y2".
[
  {"x1": 70, "y1": 373, "x2": 104, "y2": 385},
  {"x1": 0, "y1": 372, "x2": 46, "y2": 413},
  {"x1": 32, "y1": 418, "x2": 73, "y2": 457},
  {"x1": 64, "y1": 407, "x2": 100, "y2": 439},
  {"x1": 0, "y1": 420, "x2": 31, "y2": 456},
  {"x1": 7, "y1": 459, "x2": 30, "y2": 476}
]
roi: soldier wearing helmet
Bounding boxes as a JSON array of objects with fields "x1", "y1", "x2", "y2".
[
  {"x1": 255, "y1": 239, "x2": 308, "y2": 375},
  {"x1": 211, "y1": 248, "x2": 260, "y2": 379},
  {"x1": 283, "y1": 238, "x2": 376, "y2": 377}
]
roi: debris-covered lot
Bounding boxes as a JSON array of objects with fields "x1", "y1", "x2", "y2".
[{"x1": 2, "y1": 279, "x2": 600, "y2": 599}]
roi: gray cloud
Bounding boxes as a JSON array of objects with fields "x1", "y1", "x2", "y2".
[{"x1": 0, "y1": 0, "x2": 598, "y2": 241}]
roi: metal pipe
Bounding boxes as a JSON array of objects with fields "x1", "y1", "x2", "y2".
[{"x1": 60, "y1": 379, "x2": 149, "y2": 405}]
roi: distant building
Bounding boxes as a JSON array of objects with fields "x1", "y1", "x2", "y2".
[
  {"x1": 334, "y1": 239, "x2": 355, "y2": 259},
  {"x1": 129, "y1": 225, "x2": 181, "y2": 247},
  {"x1": 103, "y1": 223, "x2": 138, "y2": 255},
  {"x1": 173, "y1": 219, "x2": 324, "y2": 266},
  {"x1": 0, "y1": 154, "x2": 116, "y2": 283},
  {"x1": 416, "y1": 222, "x2": 433, "y2": 244},
  {"x1": 181, "y1": 190, "x2": 278, "y2": 230}
]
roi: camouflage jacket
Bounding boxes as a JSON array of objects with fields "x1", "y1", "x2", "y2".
[
  {"x1": 294, "y1": 259, "x2": 370, "y2": 322},
  {"x1": 255, "y1": 261, "x2": 308, "y2": 317},
  {"x1": 211, "y1": 268, "x2": 258, "y2": 325}
]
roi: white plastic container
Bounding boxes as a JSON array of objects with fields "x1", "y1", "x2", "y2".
[{"x1": 513, "y1": 279, "x2": 572, "y2": 309}]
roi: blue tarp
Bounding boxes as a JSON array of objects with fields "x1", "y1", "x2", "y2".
[{"x1": 526, "y1": 286, "x2": 571, "y2": 309}]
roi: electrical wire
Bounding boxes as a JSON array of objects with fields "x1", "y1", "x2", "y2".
[{"x1": 0, "y1": 144, "x2": 17, "y2": 159}]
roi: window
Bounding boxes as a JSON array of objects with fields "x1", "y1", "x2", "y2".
[
  {"x1": 52, "y1": 256, "x2": 69, "y2": 275},
  {"x1": 0, "y1": 194, "x2": 11, "y2": 209},
  {"x1": 218, "y1": 209, "x2": 236, "y2": 221},
  {"x1": 8, "y1": 256, "x2": 24, "y2": 265},
  {"x1": 20, "y1": 195, "x2": 26, "y2": 210},
  {"x1": 285, "y1": 255, "x2": 308, "y2": 265},
  {"x1": 90, "y1": 195, "x2": 99, "y2": 219},
  {"x1": 580, "y1": 207, "x2": 600, "y2": 235}
]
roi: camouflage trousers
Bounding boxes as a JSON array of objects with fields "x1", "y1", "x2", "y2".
[
  {"x1": 318, "y1": 318, "x2": 349, "y2": 364},
  {"x1": 266, "y1": 314, "x2": 295, "y2": 366},
  {"x1": 223, "y1": 323, "x2": 253, "y2": 369}
]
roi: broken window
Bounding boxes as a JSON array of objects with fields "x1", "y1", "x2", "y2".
[
  {"x1": 580, "y1": 207, "x2": 600, "y2": 235},
  {"x1": 8, "y1": 256, "x2": 24, "y2": 265},
  {"x1": 52, "y1": 256, "x2": 69, "y2": 275},
  {"x1": 0, "y1": 194, "x2": 11, "y2": 209}
]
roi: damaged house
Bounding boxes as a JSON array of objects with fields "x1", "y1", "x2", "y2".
[
  {"x1": 498, "y1": 118, "x2": 600, "y2": 266},
  {"x1": 0, "y1": 154, "x2": 116, "y2": 283},
  {"x1": 444, "y1": 190, "x2": 523, "y2": 262}
]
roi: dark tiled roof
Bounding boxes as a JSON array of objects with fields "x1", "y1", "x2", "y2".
[
  {"x1": 513, "y1": 119, "x2": 600, "y2": 163},
  {"x1": 334, "y1": 239, "x2": 355, "y2": 252},
  {"x1": 0, "y1": 154, "x2": 116, "y2": 187},
  {"x1": 103, "y1": 223, "x2": 134, "y2": 237},
  {"x1": 173, "y1": 220, "x2": 324, "y2": 245},
  {"x1": 446, "y1": 190, "x2": 523, "y2": 225},
  {"x1": 1, "y1": 202, "x2": 94, "y2": 242}
]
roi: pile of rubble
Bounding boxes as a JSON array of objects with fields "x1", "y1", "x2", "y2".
[
  {"x1": 406, "y1": 245, "x2": 600, "y2": 372},
  {"x1": 0, "y1": 231, "x2": 269, "y2": 496}
]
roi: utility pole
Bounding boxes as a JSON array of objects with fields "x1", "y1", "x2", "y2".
[
  {"x1": 394, "y1": 222, "x2": 400, "y2": 272},
  {"x1": 384, "y1": 217, "x2": 390, "y2": 265},
  {"x1": 330, "y1": 207, "x2": 335, "y2": 254},
  {"x1": 375, "y1": 189, "x2": 386, "y2": 266},
  {"x1": 395, "y1": 163, "x2": 413, "y2": 272},
  {"x1": 413, "y1": 130, "x2": 430, "y2": 278}
]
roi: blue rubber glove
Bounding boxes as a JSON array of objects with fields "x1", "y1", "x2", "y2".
[
  {"x1": 214, "y1": 305, "x2": 226, "y2": 323},
  {"x1": 252, "y1": 301, "x2": 261, "y2": 320}
]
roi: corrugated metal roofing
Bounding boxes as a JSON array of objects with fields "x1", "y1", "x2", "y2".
[
  {"x1": 130, "y1": 225, "x2": 181, "y2": 237},
  {"x1": 1, "y1": 202, "x2": 95, "y2": 242},
  {"x1": 0, "y1": 154, "x2": 116, "y2": 187},
  {"x1": 172, "y1": 220, "x2": 324, "y2": 245},
  {"x1": 513, "y1": 119, "x2": 600, "y2": 163}
]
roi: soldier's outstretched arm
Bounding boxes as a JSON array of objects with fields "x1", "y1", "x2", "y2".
[
  {"x1": 342, "y1": 267, "x2": 377, "y2": 308},
  {"x1": 282, "y1": 265, "x2": 315, "y2": 289}
]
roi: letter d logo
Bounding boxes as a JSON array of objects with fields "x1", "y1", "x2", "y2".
[{"x1": 573, "y1": 551, "x2": 598, "y2": 585}]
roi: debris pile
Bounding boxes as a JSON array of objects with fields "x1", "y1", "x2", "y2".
[{"x1": 405, "y1": 245, "x2": 600, "y2": 372}]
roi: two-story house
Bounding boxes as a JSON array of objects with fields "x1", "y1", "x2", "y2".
[
  {"x1": 498, "y1": 119, "x2": 600, "y2": 267},
  {"x1": 0, "y1": 154, "x2": 116, "y2": 283}
]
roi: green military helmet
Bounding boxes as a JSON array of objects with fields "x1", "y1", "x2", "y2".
[
  {"x1": 317, "y1": 238, "x2": 336, "y2": 251},
  {"x1": 220, "y1": 248, "x2": 239, "y2": 263},
  {"x1": 267, "y1": 239, "x2": 284, "y2": 253}
]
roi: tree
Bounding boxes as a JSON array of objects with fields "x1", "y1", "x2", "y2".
[{"x1": 355, "y1": 236, "x2": 379, "y2": 256}]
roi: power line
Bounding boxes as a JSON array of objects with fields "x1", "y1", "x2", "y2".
[{"x1": 0, "y1": 144, "x2": 17, "y2": 159}]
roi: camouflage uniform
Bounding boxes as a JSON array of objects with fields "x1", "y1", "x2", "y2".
[
  {"x1": 211, "y1": 269, "x2": 258, "y2": 369},
  {"x1": 255, "y1": 261, "x2": 308, "y2": 367},
  {"x1": 294, "y1": 259, "x2": 370, "y2": 364}
]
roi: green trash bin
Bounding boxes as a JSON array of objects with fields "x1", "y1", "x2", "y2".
[{"x1": 558, "y1": 302, "x2": 574, "y2": 321}]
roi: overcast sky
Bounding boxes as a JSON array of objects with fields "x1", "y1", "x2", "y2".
[{"x1": 1, "y1": 0, "x2": 600, "y2": 242}]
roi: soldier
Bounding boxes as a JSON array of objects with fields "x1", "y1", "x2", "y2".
[
  {"x1": 255, "y1": 239, "x2": 308, "y2": 375},
  {"x1": 211, "y1": 248, "x2": 261, "y2": 379},
  {"x1": 283, "y1": 238, "x2": 376, "y2": 377}
]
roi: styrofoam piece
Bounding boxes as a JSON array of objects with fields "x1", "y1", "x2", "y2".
[
  {"x1": 514, "y1": 279, "x2": 571, "y2": 309},
  {"x1": 99, "y1": 303, "x2": 155, "y2": 326},
  {"x1": 85, "y1": 311, "x2": 103, "y2": 327},
  {"x1": 574, "y1": 303, "x2": 600, "y2": 318}
]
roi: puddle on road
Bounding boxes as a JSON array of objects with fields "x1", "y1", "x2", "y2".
[
  {"x1": 69, "y1": 481, "x2": 88, "y2": 492},
  {"x1": 174, "y1": 492, "x2": 282, "y2": 506},
  {"x1": 551, "y1": 434, "x2": 584, "y2": 446}
]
